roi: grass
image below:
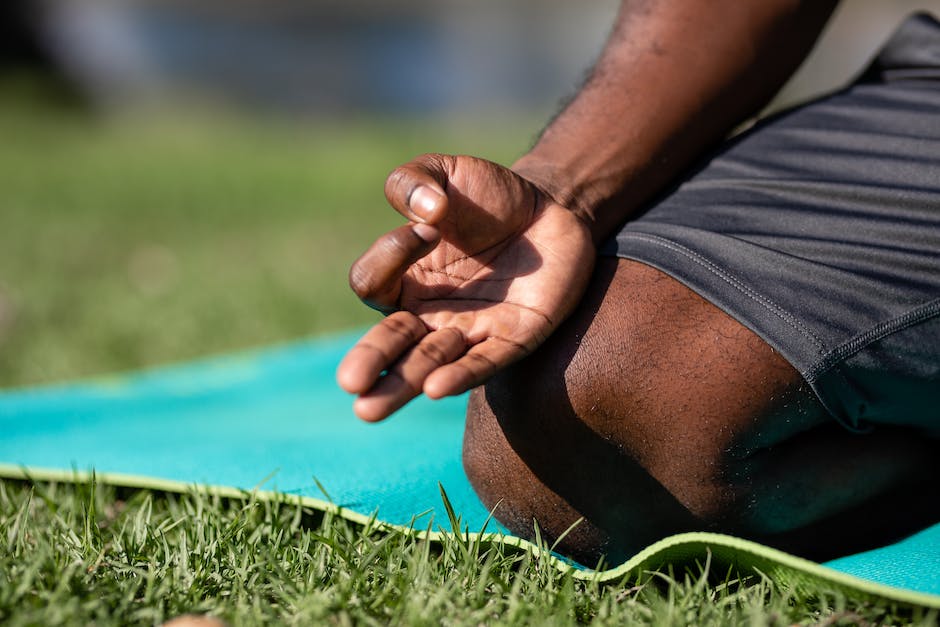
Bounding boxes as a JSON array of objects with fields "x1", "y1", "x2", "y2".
[
  {"x1": 0, "y1": 96, "x2": 531, "y2": 388},
  {"x1": 0, "y1": 95, "x2": 936, "y2": 624},
  {"x1": 3, "y1": 477, "x2": 935, "y2": 626}
]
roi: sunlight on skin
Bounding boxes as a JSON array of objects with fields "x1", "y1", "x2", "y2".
[{"x1": 336, "y1": 154, "x2": 594, "y2": 422}]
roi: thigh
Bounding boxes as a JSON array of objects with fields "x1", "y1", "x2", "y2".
[
  {"x1": 464, "y1": 257, "x2": 940, "y2": 564},
  {"x1": 601, "y1": 26, "x2": 940, "y2": 434}
]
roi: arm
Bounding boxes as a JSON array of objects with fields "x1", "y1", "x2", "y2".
[
  {"x1": 514, "y1": 0, "x2": 840, "y2": 244},
  {"x1": 337, "y1": 0, "x2": 839, "y2": 421}
]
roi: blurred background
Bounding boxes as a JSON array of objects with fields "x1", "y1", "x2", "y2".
[{"x1": 1, "y1": 0, "x2": 937, "y2": 387}]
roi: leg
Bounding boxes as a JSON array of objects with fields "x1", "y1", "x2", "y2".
[{"x1": 463, "y1": 258, "x2": 940, "y2": 565}]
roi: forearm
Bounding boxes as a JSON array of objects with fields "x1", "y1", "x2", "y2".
[{"x1": 513, "y1": 0, "x2": 839, "y2": 244}]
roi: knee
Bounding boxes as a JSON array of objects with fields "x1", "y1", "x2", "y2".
[
  {"x1": 461, "y1": 351, "x2": 738, "y2": 515},
  {"x1": 461, "y1": 257, "x2": 819, "y2": 559},
  {"x1": 459, "y1": 297, "x2": 737, "y2": 528},
  {"x1": 461, "y1": 366, "x2": 791, "y2": 561},
  {"x1": 460, "y1": 350, "x2": 738, "y2": 563},
  {"x1": 462, "y1": 382, "x2": 630, "y2": 561}
]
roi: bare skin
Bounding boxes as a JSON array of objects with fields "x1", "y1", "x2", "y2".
[
  {"x1": 336, "y1": 154, "x2": 594, "y2": 421},
  {"x1": 336, "y1": 0, "x2": 940, "y2": 560},
  {"x1": 464, "y1": 259, "x2": 940, "y2": 563},
  {"x1": 336, "y1": 0, "x2": 842, "y2": 418}
]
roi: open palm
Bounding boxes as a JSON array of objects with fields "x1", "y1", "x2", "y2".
[{"x1": 337, "y1": 154, "x2": 595, "y2": 421}]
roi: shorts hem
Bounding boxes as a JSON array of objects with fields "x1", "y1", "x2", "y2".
[{"x1": 599, "y1": 228, "x2": 866, "y2": 431}]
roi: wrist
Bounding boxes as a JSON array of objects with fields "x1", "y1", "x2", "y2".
[
  {"x1": 512, "y1": 154, "x2": 605, "y2": 240},
  {"x1": 512, "y1": 147, "x2": 646, "y2": 247}
]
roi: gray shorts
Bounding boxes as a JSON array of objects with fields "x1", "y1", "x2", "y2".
[{"x1": 599, "y1": 13, "x2": 940, "y2": 434}]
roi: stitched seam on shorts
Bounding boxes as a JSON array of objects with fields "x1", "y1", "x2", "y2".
[
  {"x1": 804, "y1": 297, "x2": 940, "y2": 382},
  {"x1": 615, "y1": 232, "x2": 829, "y2": 355},
  {"x1": 617, "y1": 231, "x2": 862, "y2": 430}
]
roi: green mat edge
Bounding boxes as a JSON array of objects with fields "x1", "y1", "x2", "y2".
[{"x1": 3, "y1": 463, "x2": 938, "y2": 610}]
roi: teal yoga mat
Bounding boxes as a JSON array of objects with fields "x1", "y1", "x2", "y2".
[{"x1": 1, "y1": 330, "x2": 938, "y2": 607}]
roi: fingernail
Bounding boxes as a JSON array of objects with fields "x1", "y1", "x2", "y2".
[
  {"x1": 410, "y1": 186, "x2": 442, "y2": 221},
  {"x1": 411, "y1": 222, "x2": 439, "y2": 243}
]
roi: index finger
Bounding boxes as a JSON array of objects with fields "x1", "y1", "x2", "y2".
[
  {"x1": 348, "y1": 222, "x2": 440, "y2": 313},
  {"x1": 336, "y1": 311, "x2": 428, "y2": 395}
]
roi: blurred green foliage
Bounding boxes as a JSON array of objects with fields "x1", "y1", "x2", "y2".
[{"x1": 0, "y1": 97, "x2": 538, "y2": 387}]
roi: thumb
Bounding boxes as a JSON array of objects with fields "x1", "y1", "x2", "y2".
[{"x1": 384, "y1": 154, "x2": 453, "y2": 224}]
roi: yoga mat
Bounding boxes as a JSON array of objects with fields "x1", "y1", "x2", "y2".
[{"x1": 1, "y1": 330, "x2": 938, "y2": 608}]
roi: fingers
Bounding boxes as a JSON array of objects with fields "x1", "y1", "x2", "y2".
[
  {"x1": 336, "y1": 311, "x2": 429, "y2": 395},
  {"x1": 348, "y1": 222, "x2": 441, "y2": 313},
  {"x1": 337, "y1": 315, "x2": 532, "y2": 421},
  {"x1": 350, "y1": 154, "x2": 453, "y2": 312},
  {"x1": 351, "y1": 327, "x2": 468, "y2": 422},
  {"x1": 423, "y1": 337, "x2": 529, "y2": 399},
  {"x1": 384, "y1": 154, "x2": 452, "y2": 224}
]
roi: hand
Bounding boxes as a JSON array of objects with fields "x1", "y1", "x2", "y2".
[{"x1": 336, "y1": 154, "x2": 595, "y2": 421}]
